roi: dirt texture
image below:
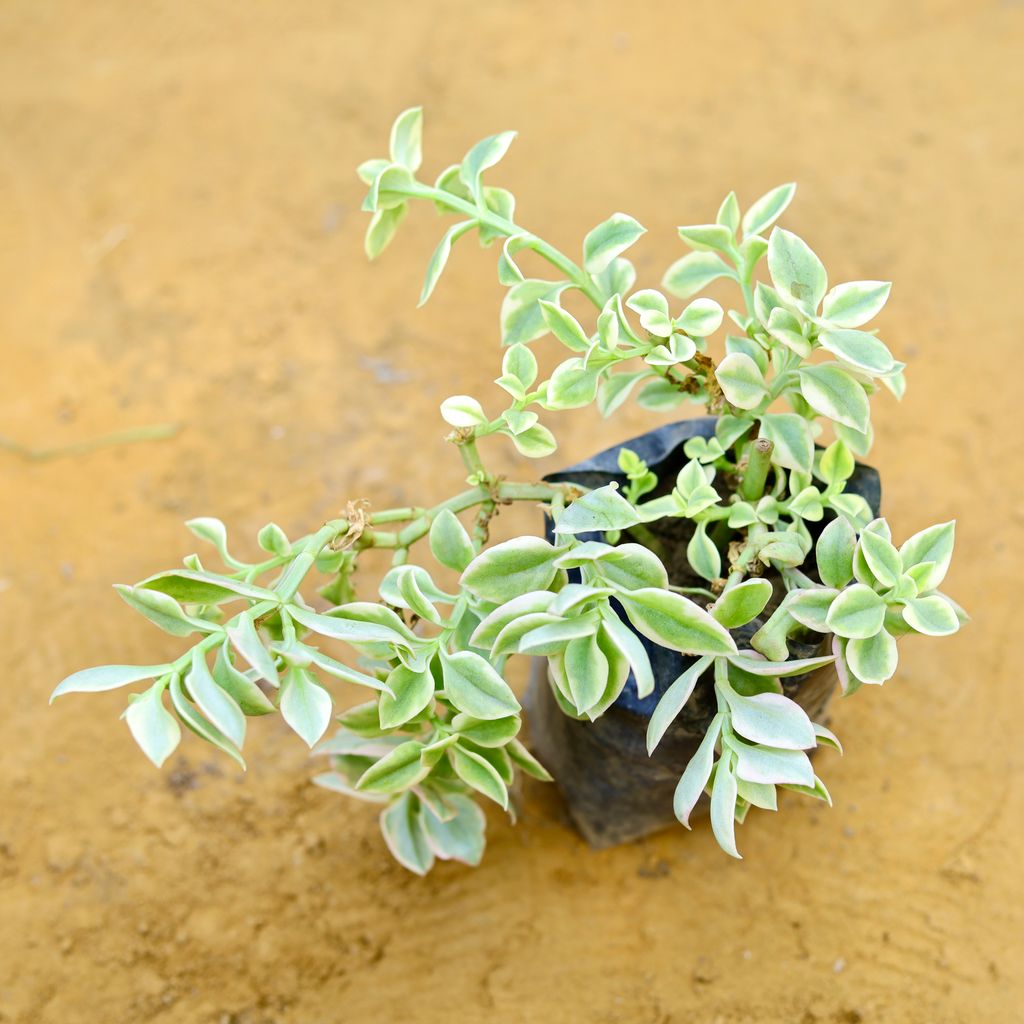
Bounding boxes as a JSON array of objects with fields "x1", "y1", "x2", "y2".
[{"x1": 1, "y1": 3, "x2": 1021, "y2": 1022}]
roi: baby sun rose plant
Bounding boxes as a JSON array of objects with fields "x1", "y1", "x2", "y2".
[{"x1": 53, "y1": 109, "x2": 966, "y2": 873}]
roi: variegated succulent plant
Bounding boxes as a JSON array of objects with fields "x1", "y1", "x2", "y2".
[{"x1": 53, "y1": 109, "x2": 965, "y2": 872}]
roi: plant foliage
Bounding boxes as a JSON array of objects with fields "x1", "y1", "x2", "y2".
[{"x1": 54, "y1": 109, "x2": 965, "y2": 870}]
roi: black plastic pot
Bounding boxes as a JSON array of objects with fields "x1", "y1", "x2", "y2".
[{"x1": 524, "y1": 416, "x2": 881, "y2": 848}]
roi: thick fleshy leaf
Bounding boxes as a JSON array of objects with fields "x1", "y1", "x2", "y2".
[
  {"x1": 711, "y1": 579, "x2": 773, "y2": 628},
  {"x1": 741, "y1": 183, "x2": 796, "y2": 239},
  {"x1": 280, "y1": 668, "x2": 332, "y2": 748},
  {"x1": 51, "y1": 663, "x2": 169, "y2": 702},
  {"x1": 418, "y1": 221, "x2": 475, "y2": 306},
  {"x1": 758, "y1": 413, "x2": 813, "y2": 474},
  {"x1": 440, "y1": 650, "x2": 520, "y2": 720},
  {"x1": 451, "y1": 713, "x2": 521, "y2": 748},
  {"x1": 899, "y1": 521, "x2": 955, "y2": 591},
  {"x1": 677, "y1": 223, "x2": 734, "y2": 255},
  {"x1": 461, "y1": 537, "x2": 558, "y2": 603},
  {"x1": 825, "y1": 584, "x2": 886, "y2": 639},
  {"x1": 187, "y1": 649, "x2": 246, "y2": 749},
  {"x1": 125, "y1": 685, "x2": 181, "y2": 768},
  {"x1": 716, "y1": 352, "x2": 768, "y2": 410},
  {"x1": 287, "y1": 603, "x2": 409, "y2": 647},
  {"x1": 546, "y1": 357, "x2": 600, "y2": 410},
  {"x1": 379, "y1": 792, "x2": 434, "y2": 875},
  {"x1": 388, "y1": 106, "x2": 423, "y2": 171},
  {"x1": 583, "y1": 212, "x2": 646, "y2": 273},
  {"x1": 439, "y1": 394, "x2": 487, "y2": 427},
  {"x1": 227, "y1": 614, "x2": 280, "y2": 688},
  {"x1": 710, "y1": 758, "x2": 741, "y2": 859},
  {"x1": 116, "y1": 585, "x2": 207, "y2": 637},
  {"x1": 820, "y1": 280, "x2": 891, "y2": 328},
  {"x1": 510, "y1": 423, "x2": 558, "y2": 458},
  {"x1": 902, "y1": 596, "x2": 959, "y2": 637},
  {"x1": 378, "y1": 664, "x2": 435, "y2": 729},
  {"x1": 539, "y1": 301, "x2": 590, "y2": 353},
  {"x1": 139, "y1": 569, "x2": 277, "y2": 605},
  {"x1": 846, "y1": 629, "x2": 898, "y2": 685},
  {"x1": 727, "y1": 652, "x2": 836, "y2": 677},
  {"x1": 767, "y1": 227, "x2": 827, "y2": 311},
  {"x1": 459, "y1": 130, "x2": 516, "y2": 201},
  {"x1": 598, "y1": 612, "x2": 655, "y2": 699},
  {"x1": 858, "y1": 530, "x2": 902, "y2": 588},
  {"x1": 357, "y1": 740, "x2": 429, "y2": 794},
  {"x1": 501, "y1": 279, "x2": 569, "y2": 347},
  {"x1": 168, "y1": 673, "x2": 245, "y2": 769},
  {"x1": 732, "y1": 741, "x2": 814, "y2": 787},
  {"x1": 450, "y1": 745, "x2": 508, "y2": 809},
  {"x1": 647, "y1": 657, "x2": 712, "y2": 754},
  {"x1": 212, "y1": 645, "x2": 275, "y2": 715},
  {"x1": 555, "y1": 485, "x2": 641, "y2": 535},
  {"x1": 687, "y1": 522, "x2": 722, "y2": 582},
  {"x1": 619, "y1": 588, "x2": 737, "y2": 656},
  {"x1": 675, "y1": 297, "x2": 724, "y2": 338},
  {"x1": 419, "y1": 793, "x2": 486, "y2": 866},
  {"x1": 799, "y1": 364, "x2": 870, "y2": 433},
  {"x1": 723, "y1": 689, "x2": 815, "y2": 749},
  {"x1": 428, "y1": 509, "x2": 475, "y2": 572},
  {"x1": 674, "y1": 714, "x2": 723, "y2": 827},
  {"x1": 562, "y1": 633, "x2": 609, "y2": 715},
  {"x1": 818, "y1": 328, "x2": 894, "y2": 375},
  {"x1": 662, "y1": 251, "x2": 734, "y2": 300}
]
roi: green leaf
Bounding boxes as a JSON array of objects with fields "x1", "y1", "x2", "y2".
[
  {"x1": 817, "y1": 328, "x2": 894, "y2": 375},
  {"x1": 765, "y1": 306, "x2": 811, "y2": 356},
  {"x1": 187, "y1": 649, "x2": 246, "y2": 748},
  {"x1": 115, "y1": 585, "x2": 205, "y2": 637},
  {"x1": 357, "y1": 740, "x2": 429, "y2": 794},
  {"x1": 723, "y1": 689, "x2": 814, "y2": 750},
  {"x1": 418, "y1": 220, "x2": 475, "y2": 306},
  {"x1": 420, "y1": 793, "x2": 486, "y2": 866},
  {"x1": 379, "y1": 792, "x2": 434, "y2": 875},
  {"x1": 711, "y1": 579, "x2": 773, "y2": 628},
  {"x1": 674, "y1": 714, "x2": 722, "y2": 827},
  {"x1": 767, "y1": 227, "x2": 827, "y2": 311},
  {"x1": 502, "y1": 343, "x2": 538, "y2": 389},
  {"x1": 429, "y1": 509, "x2": 475, "y2": 572},
  {"x1": 619, "y1": 588, "x2": 737, "y2": 656},
  {"x1": 597, "y1": 371, "x2": 650, "y2": 417},
  {"x1": 388, "y1": 106, "x2": 423, "y2": 172},
  {"x1": 798, "y1": 364, "x2": 870, "y2": 432},
  {"x1": 257, "y1": 522, "x2": 290, "y2": 557},
  {"x1": 546, "y1": 357, "x2": 600, "y2": 410},
  {"x1": 538, "y1": 301, "x2": 590, "y2": 352},
  {"x1": 687, "y1": 522, "x2": 721, "y2": 582},
  {"x1": 677, "y1": 223, "x2": 735, "y2": 255},
  {"x1": 899, "y1": 521, "x2": 955, "y2": 591},
  {"x1": 138, "y1": 569, "x2": 277, "y2": 605},
  {"x1": 450, "y1": 745, "x2": 508, "y2": 809},
  {"x1": 212, "y1": 645, "x2": 275, "y2": 716},
  {"x1": 125, "y1": 684, "x2": 181, "y2": 768},
  {"x1": 459, "y1": 130, "x2": 516, "y2": 201},
  {"x1": 710, "y1": 757, "x2": 741, "y2": 859},
  {"x1": 461, "y1": 537, "x2": 557, "y2": 603},
  {"x1": 439, "y1": 394, "x2": 487, "y2": 427},
  {"x1": 728, "y1": 651, "x2": 836, "y2": 677},
  {"x1": 506, "y1": 738, "x2": 553, "y2": 781},
  {"x1": 846, "y1": 628, "x2": 898, "y2": 684},
  {"x1": 287, "y1": 603, "x2": 409, "y2": 647},
  {"x1": 280, "y1": 667, "x2": 332, "y2": 747},
  {"x1": 716, "y1": 353, "x2": 768, "y2": 410},
  {"x1": 818, "y1": 440, "x2": 855, "y2": 487},
  {"x1": 825, "y1": 584, "x2": 886, "y2": 640},
  {"x1": 821, "y1": 280, "x2": 891, "y2": 328},
  {"x1": 440, "y1": 650, "x2": 520, "y2": 720},
  {"x1": 168, "y1": 673, "x2": 245, "y2": 770},
  {"x1": 509, "y1": 422, "x2": 557, "y2": 458},
  {"x1": 51, "y1": 662, "x2": 170, "y2": 702},
  {"x1": 226, "y1": 614, "x2": 280, "y2": 688},
  {"x1": 716, "y1": 191, "x2": 740, "y2": 232},
  {"x1": 662, "y1": 251, "x2": 734, "y2": 300},
  {"x1": 902, "y1": 595, "x2": 960, "y2": 637},
  {"x1": 758, "y1": 413, "x2": 813, "y2": 474},
  {"x1": 583, "y1": 212, "x2": 646, "y2": 273},
  {"x1": 731, "y1": 740, "x2": 814, "y2": 787},
  {"x1": 859, "y1": 530, "x2": 902, "y2": 588},
  {"x1": 741, "y1": 183, "x2": 796, "y2": 238},
  {"x1": 563, "y1": 633, "x2": 609, "y2": 715},
  {"x1": 501, "y1": 279, "x2": 569, "y2": 346},
  {"x1": 647, "y1": 656, "x2": 712, "y2": 754},
  {"x1": 364, "y1": 205, "x2": 407, "y2": 260},
  {"x1": 588, "y1": 543, "x2": 669, "y2": 592},
  {"x1": 363, "y1": 163, "x2": 414, "y2": 212},
  {"x1": 675, "y1": 297, "x2": 724, "y2": 338},
  {"x1": 451, "y1": 713, "x2": 521, "y2": 748},
  {"x1": 626, "y1": 289, "x2": 672, "y2": 336},
  {"x1": 555, "y1": 484, "x2": 641, "y2": 535},
  {"x1": 378, "y1": 664, "x2": 435, "y2": 729},
  {"x1": 598, "y1": 612, "x2": 655, "y2": 699},
  {"x1": 816, "y1": 517, "x2": 856, "y2": 588}
]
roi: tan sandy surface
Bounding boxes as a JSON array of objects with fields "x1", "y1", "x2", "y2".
[{"x1": 1, "y1": 2, "x2": 1021, "y2": 1022}]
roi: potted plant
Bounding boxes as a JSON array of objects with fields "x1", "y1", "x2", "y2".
[{"x1": 52, "y1": 109, "x2": 965, "y2": 873}]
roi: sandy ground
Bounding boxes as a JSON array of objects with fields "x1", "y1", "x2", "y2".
[{"x1": 0, "y1": 2, "x2": 1021, "y2": 1021}]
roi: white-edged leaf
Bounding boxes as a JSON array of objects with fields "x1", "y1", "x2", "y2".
[
  {"x1": 767, "y1": 227, "x2": 827, "y2": 311},
  {"x1": 710, "y1": 758, "x2": 741, "y2": 859},
  {"x1": 125, "y1": 685, "x2": 181, "y2": 768},
  {"x1": 662, "y1": 251, "x2": 734, "y2": 300},
  {"x1": 461, "y1": 537, "x2": 557, "y2": 602},
  {"x1": 440, "y1": 650, "x2": 520, "y2": 720},
  {"x1": 379, "y1": 792, "x2": 434, "y2": 875},
  {"x1": 821, "y1": 280, "x2": 891, "y2": 327},
  {"x1": 723, "y1": 689, "x2": 815, "y2": 749},
  {"x1": 418, "y1": 221, "x2": 475, "y2": 306},
  {"x1": 280, "y1": 667, "x2": 332, "y2": 747},
  {"x1": 187, "y1": 649, "x2": 246, "y2": 749},
  {"x1": 583, "y1": 212, "x2": 646, "y2": 273},
  {"x1": 439, "y1": 394, "x2": 487, "y2": 428},
  {"x1": 51, "y1": 663, "x2": 169, "y2": 702},
  {"x1": 619, "y1": 588, "x2": 737, "y2": 656},
  {"x1": 647, "y1": 656, "x2": 712, "y2": 754},
  {"x1": 389, "y1": 106, "x2": 423, "y2": 172},
  {"x1": 742, "y1": 183, "x2": 796, "y2": 239},
  {"x1": 799, "y1": 364, "x2": 870, "y2": 432},
  {"x1": 674, "y1": 714, "x2": 723, "y2": 827},
  {"x1": 555, "y1": 484, "x2": 641, "y2": 534}
]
